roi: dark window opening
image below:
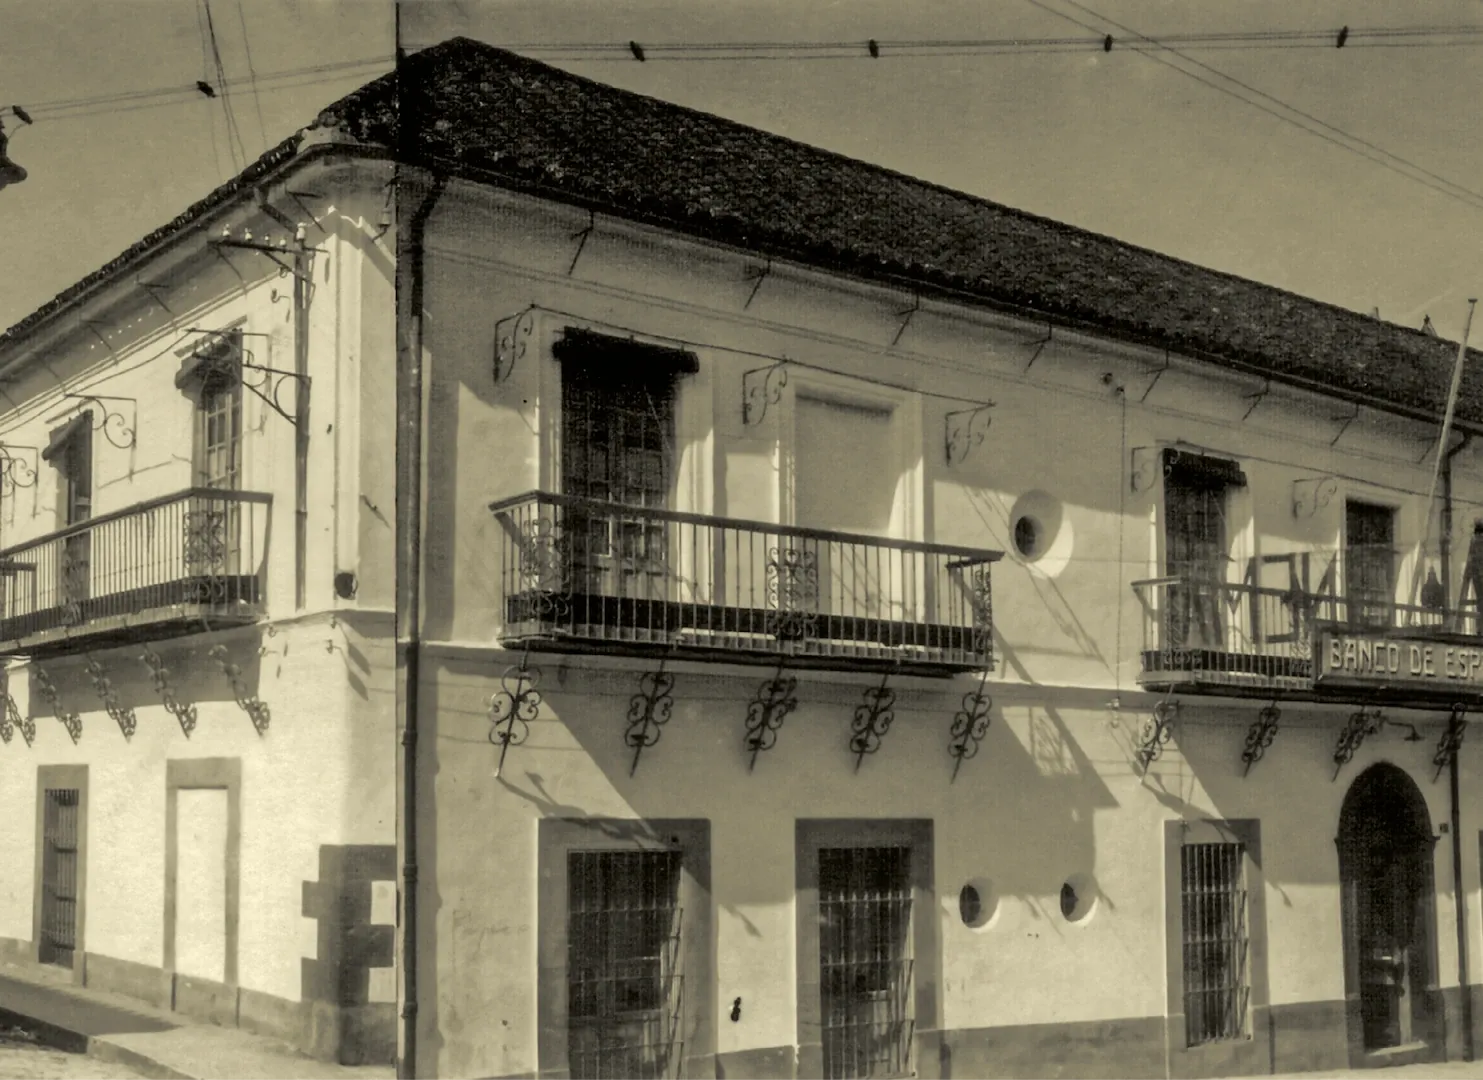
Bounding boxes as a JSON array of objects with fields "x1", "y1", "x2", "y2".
[
  {"x1": 566, "y1": 849, "x2": 683, "y2": 1080},
  {"x1": 1345, "y1": 501, "x2": 1396, "y2": 629},
  {"x1": 1164, "y1": 454, "x2": 1239, "y2": 650},
  {"x1": 818, "y1": 846, "x2": 914, "y2": 1079},
  {"x1": 39, "y1": 788, "x2": 79, "y2": 969},
  {"x1": 1181, "y1": 841, "x2": 1250, "y2": 1046}
]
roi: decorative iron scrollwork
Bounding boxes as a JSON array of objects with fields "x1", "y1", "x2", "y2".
[
  {"x1": 510, "y1": 514, "x2": 571, "y2": 619},
  {"x1": 140, "y1": 644, "x2": 197, "y2": 737},
  {"x1": 0, "y1": 443, "x2": 38, "y2": 491},
  {"x1": 850, "y1": 672, "x2": 897, "y2": 771},
  {"x1": 948, "y1": 668, "x2": 993, "y2": 781},
  {"x1": 208, "y1": 645, "x2": 270, "y2": 736},
  {"x1": 741, "y1": 361, "x2": 788, "y2": 426},
  {"x1": 85, "y1": 656, "x2": 136, "y2": 740},
  {"x1": 944, "y1": 404, "x2": 994, "y2": 466},
  {"x1": 1135, "y1": 699, "x2": 1179, "y2": 771},
  {"x1": 1434, "y1": 703, "x2": 1468, "y2": 783},
  {"x1": 744, "y1": 658, "x2": 798, "y2": 771},
  {"x1": 1333, "y1": 708, "x2": 1385, "y2": 780},
  {"x1": 184, "y1": 505, "x2": 231, "y2": 603},
  {"x1": 969, "y1": 566, "x2": 995, "y2": 660},
  {"x1": 489, "y1": 652, "x2": 541, "y2": 778},
  {"x1": 0, "y1": 671, "x2": 33, "y2": 747},
  {"x1": 1130, "y1": 446, "x2": 1162, "y2": 493},
  {"x1": 625, "y1": 661, "x2": 676, "y2": 776},
  {"x1": 31, "y1": 666, "x2": 81, "y2": 745},
  {"x1": 61, "y1": 394, "x2": 137, "y2": 450},
  {"x1": 1241, "y1": 702, "x2": 1281, "y2": 777},
  {"x1": 1292, "y1": 476, "x2": 1339, "y2": 519},
  {"x1": 765, "y1": 547, "x2": 818, "y2": 640},
  {"x1": 492, "y1": 307, "x2": 536, "y2": 384}
]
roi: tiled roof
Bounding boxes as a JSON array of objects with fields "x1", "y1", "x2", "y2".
[{"x1": 7, "y1": 36, "x2": 1482, "y2": 432}]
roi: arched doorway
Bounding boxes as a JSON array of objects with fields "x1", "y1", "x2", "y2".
[{"x1": 1336, "y1": 763, "x2": 1442, "y2": 1062}]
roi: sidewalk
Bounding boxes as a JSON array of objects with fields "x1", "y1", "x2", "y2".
[{"x1": 0, "y1": 961, "x2": 394, "y2": 1080}]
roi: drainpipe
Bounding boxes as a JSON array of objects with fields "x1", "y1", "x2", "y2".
[{"x1": 1444, "y1": 430, "x2": 1475, "y2": 1060}]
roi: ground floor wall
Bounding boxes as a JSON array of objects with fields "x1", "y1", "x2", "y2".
[
  {"x1": 415, "y1": 646, "x2": 1483, "y2": 1079},
  {"x1": 0, "y1": 613, "x2": 397, "y2": 1065}
]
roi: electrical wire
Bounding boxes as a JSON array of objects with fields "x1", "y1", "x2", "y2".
[
  {"x1": 235, "y1": 0, "x2": 270, "y2": 153},
  {"x1": 202, "y1": 0, "x2": 249, "y2": 172},
  {"x1": 1023, "y1": 0, "x2": 1483, "y2": 213}
]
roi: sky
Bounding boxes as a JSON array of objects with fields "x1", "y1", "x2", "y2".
[{"x1": 2, "y1": 0, "x2": 1482, "y2": 345}]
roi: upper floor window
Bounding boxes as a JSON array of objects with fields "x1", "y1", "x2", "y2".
[
  {"x1": 197, "y1": 360, "x2": 242, "y2": 491},
  {"x1": 1344, "y1": 500, "x2": 1395, "y2": 629},
  {"x1": 1162, "y1": 450, "x2": 1246, "y2": 650}
]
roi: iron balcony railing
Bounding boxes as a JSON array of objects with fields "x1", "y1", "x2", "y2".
[
  {"x1": 0, "y1": 487, "x2": 271, "y2": 650},
  {"x1": 490, "y1": 491, "x2": 1001, "y2": 671},
  {"x1": 1132, "y1": 573, "x2": 1482, "y2": 689}
]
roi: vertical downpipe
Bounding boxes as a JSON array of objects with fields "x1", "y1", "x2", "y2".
[
  {"x1": 396, "y1": 17, "x2": 447, "y2": 1071},
  {"x1": 294, "y1": 241, "x2": 311, "y2": 609},
  {"x1": 1445, "y1": 432, "x2": 1475, "y2": 1060}
]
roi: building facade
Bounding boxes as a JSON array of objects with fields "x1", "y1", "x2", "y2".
[
  {"x1": 378, "y1": 40, "x2": 1483, "y2": 1080},
  {"x1": 7, "y1": 36, "x2": 1483, "y2": 1080},
  {"x1": 0, "y1": 140, "x2": 400, "y2": 1065}
]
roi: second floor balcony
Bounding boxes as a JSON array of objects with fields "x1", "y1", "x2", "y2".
[
  {"x1": 1133, "y1": 572, "x2": 1480, "y2": 694},
  {"x1": 489, "y1": 491, "x2": 1001, "y2": 675},
  {"x1": 0, "y1": 487, "x2": 271, "y2": 656}
]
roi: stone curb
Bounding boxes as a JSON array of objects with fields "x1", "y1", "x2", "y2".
[{"x1": 2, "y1": 1003, "x2": 198, "y2": 1079}]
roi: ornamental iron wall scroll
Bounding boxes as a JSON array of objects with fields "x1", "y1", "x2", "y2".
[
  {"x1": 0, "y1": 671, "x2": 33, "y2": 746},
  {"x1": 0, "y1": 444, "x2": 38, "y2": 492},
  {"x1": 208, "y1": 645, "x2": 270, "y2": 736},
  {"x1": 140, "y1": 645, "x2": 197, "y2": 737},
  {"x1": 1434, "y1": 703, "x2": 1468, "y2": 783},
  {"x1": 625, "y1": 661, "x2": 676, "y2": 776},
  {"x1": 489, "y1": 652, "x2": 541, "y2": 778},
  {"x1": 1241, "y1": 702, "x2": 1281, "y2": 777},
  {"x1": 744, "y1": 658, "x2": 798, "y2": 771},
  {"x1": 58, "y1": 394, "x2": 137, "y2": 450},
  {"x1": 944, "y1": 405, "x2": 994, "y2": 466},
  {"x1": 1135, "y1": 699, "x2": 1179, "y2": 772},
  {"x1": 31, "y1": 665, "x2": 81, "y2": 745},
  {"x1": 1292, "y1": 476, "x2": 1339, "y2": 519},
  {"x1": 948, "y1": 668, "x2": 993, "y2": 781},
  {"x1": 1330, "y1": 708, "x2": 1423, "y2": 781},
  {"x1": 492, "y1": 307, "x2": 537, "y2": 384},
  {"x1": 850, "y1": 672, "x2": 897, "y2": 771},
  {"x1": 85, "y1": 656, "x2": 136, "y2": 740},
  {"x1": 741, "y1": 361, "x2": 788, "y2": 426}
]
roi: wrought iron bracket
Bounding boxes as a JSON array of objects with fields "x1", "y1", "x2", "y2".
[
  {"x1": 240, "y1": 355, "x2": 311, "y2": 427},
  {"x1": 744, "y1": 658, "x2": 798, "y2": 771},
  {"x1": 1330, "y1": 403, "x2": 1361, "y2": 447},
  {"x1": 0, "y1": 673, "x2": 34, "y2": 747},
  {"x1": 742, "y1": 259, "x2": 772, "y2": 310},
  {"x1": 32, "y1": 665, "x2": 81, "y2": 745},
  {"x1": 742, "y1": 361, "x2": 789, "y2": 426},
  {"x1": 493, "y1": 307, "x2": 537, "y2": 384},
  {"x1": 1135, "y1": 699, "x2": 1179, "y2": 772},
  {"x1": 1333, "y1": 707, "x2": 1386, "y2": 780},
  {"x1": 891, "y1": 294, "x2": 921, "y2": 348},
  {"x1": 1292, "y1": 476, "x2": 1339, "y2": 518},
  {"x1": 208, "y1": 645, "x2": 270, "y2": 736},
  {"x1": 1022, "y1": 326, "x2": 1053, "y2": 372},
  {"x1": 948, "y1": 668, "x2": 993, "y2": 781},
  {"x1": 135, "y1": 278, "x2": 175, "y2": 316},
  {"x1": 944, "y1": 403, "x2": 995, "y2": 466},
  {"x1": 1434, "y1": 703, "x2": 1468, "y2": 783},
  {"x1": 625, "y1": 659, "x2": 676, "y2": 776},
  {"x1": 85, "y1": 655, "x2": 137, "y2": 740},
  {"x1": 1241, "y1": 701, "x2": 1281, "y2": 777},
  {"x1": 59, "y1": 394, "x2": 137, "y2": 450},
  {"x1": 80, "y1": 320, "x2": 118, "y2": 359},
  {"x1": 0, "y1": 444, "x2": 39, "y2": 491},
  {"x1": 141, "y1": 645, "x2": 197, "y2": 737},
  {"x1": 567, "y1": 210, "x2": 596, "y2": 276},
  {"x1": 1139, "y1": 353, "x2": 1171, "y2": 402},
  {"x1": 1241, "y1": 378, "x2": 1271, "y2": 422},
  {"x1": 850, "y1": 671, "x2": 897, "y2": 771},
  {"x1": 489, "y1": 652, "x2": 542, "y2": 778},
  {"x1": 210, "y1": 238, "x2": 319, "y2": 286}
]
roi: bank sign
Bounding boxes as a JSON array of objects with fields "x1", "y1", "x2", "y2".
[{"x1": 1316, "y1": 632, "x2": 1483, "y2": 691}]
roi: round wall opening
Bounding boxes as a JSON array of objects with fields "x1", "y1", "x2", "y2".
[
  {"x1": 958, "y1": 879, "x2": 998, "y2": 929},
  {"x1": 1006, "y1": 490, "x2": 1073, "y2": 576},
  {"x1": 1059, "y1": 873, "x2": 1097, "y2": 923}
]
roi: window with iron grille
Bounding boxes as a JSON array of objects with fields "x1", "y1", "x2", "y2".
[
  {"x1": 39, "y1": 788, "x2": 80, "y2": 969},
  {"x1": 818, "y1": 846, "x2": 915, "y2": 1080},
  {"x1": 1181, "y1": 841, "x2": 1251, "y2": 1046},
  {"x1": 566, "y1": 849, "x2": 684, "y2": 1080}
]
